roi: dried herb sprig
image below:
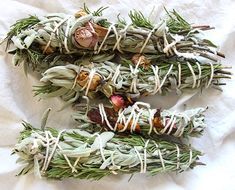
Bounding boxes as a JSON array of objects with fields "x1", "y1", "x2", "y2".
[
  {"x1": 34, "y1": 59, "x2": 231, "y2": 104},
  {"x1": 4, "y1": 15, "x2": 40, "y2": 49},
  {"x1": 13, "y1": 122, "x2": 202, "y2": 180},
  {"x1": 73, "y1": 101, "x2": 207, "y2": 138},
  {"x1": 4, "y1": 7, "x2": 224, "y2": 71}
]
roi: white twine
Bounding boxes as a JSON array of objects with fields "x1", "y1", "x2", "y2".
[
  {"x1": 93, "y1": 133, "x2": 106, "y2": 162},
  {"x1": 177, "y1": 63, "x2": 182, "y2": 88},
  {"x1": 195, "y1": 61, "x2": 202, "y2": 88},
  {"x1": 188, "y1": 149, "x2": 193, "y2": 168},
  {"x1": 167, "y1": 117, "x2": 177, "y2": 135},
  {"x1": 78, "y1": 66, "x2": 99, "y2": 96},
  {"x1": 98, "y1": 103, "x2": 114, "y2": 130},
  {"x1": 143, "y1": 140, "x2": 149, "y2": 173},
  {"x1": 176, "y1": 144, "x2": 180, "y2": 169},
  {"x1": 42, "y1": 130, "x2": 64, "y2": 172},
  {"x1": 140, "y1": 24, "x2": 160, "y2": 53},
  {"x1": 46, "y1": 131, "x2": 77, "y2": 173},
  {"x1": 41, "y1": 130, "x2": 77, "y2": 173},
  {"x1": 206, "y1": 62, "x2": 214, "y2": 88},
  {"x1": 186, "y1": 62, "x2": 196, "y2": 88},
  {"x1": 160, "y1": 112, "x2": 175, "y2": 134},
  {"x1": 134, "y1": 147, "x2": 144, "y2": 173},
  {"x1": 97, "y1": 23, "x2": 119, "y2": 54},
  {"x1": 111, "y1": 64, "x2": 121, "y2": 85},
  {"x1": 41, "y1": 131, "x2": 50, "y2": 171},
  {"x1": 154, "y1": 142, "x2": 165, "y2": 170},
  {"x1": 64, "y1": 17, "x2": 73, "y2": 53},
  {"x1": 82, "y1": 95, "x2": 90, "y2": 115},
  {"x1": 152, "y1": 64, "x2": 174, "y2": 94},
  {"x1": 163, "y1": 32, "x2": 174, "y2": 56},
  {"x1": 151, "y1": 65, "x2": 161, "y2": 94},
  {"x1": 43, "y1": 16, "x2": 71, "y2": 54},
  {"x1": 130, "y1": 58, "x2": 142, "y2": 93},
  {"x1": 113, "y1": 24, "x2": 131, "y2": 51}
]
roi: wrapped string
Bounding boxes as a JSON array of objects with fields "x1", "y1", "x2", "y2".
[{"x1": 96, "y1": 102, "x2": 205, "y2": 137}]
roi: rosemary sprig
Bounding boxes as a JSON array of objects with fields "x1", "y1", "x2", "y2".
[
  {"x1": 117, "y1": 13, "x2": 127, "y2": 27},
  {"x1": 83, "y1": 3, "x2": 108, "y2": 16},
  {"x1": 129, "y1": 10, "x2": 153, "y2": 29},
  {"x1": 6, "y1": 15, "x2": 39, "y2": 38},
  {"x1": 165, "y1": 8, "x2": 191, "y2": 34},
  {"x1": 14, "y1": 123, "x2": 202, "y2": 180},
  {"x1": 5, "y1": 15, "x2": 40, "y2": 49},
  {"x1": 83, "y1": 3, "x2": 110, "y2": 27}
]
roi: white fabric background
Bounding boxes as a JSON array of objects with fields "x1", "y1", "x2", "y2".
[{"x1": 0, "y1": 0, "x2": 235, "y2": 189}]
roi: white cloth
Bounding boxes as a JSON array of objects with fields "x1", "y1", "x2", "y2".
[{"x1": 0, "y1": 0, "x2": 235, "y2": 189}]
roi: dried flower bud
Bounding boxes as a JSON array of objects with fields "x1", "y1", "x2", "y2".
[
  {"x1": 153, "y1": 117, "x2": 163, "y2": 129},
  {"x1": 92, "y1": 23, "x2": 108, "y2": 38},
  {"x1": 74, "y1": 10, "x2": 87, "y2": 18},
  {"x1": 74, "y1": 26, "x2": 98, "y2": 48},
  {"x1": 153, "y1": 109, "x2": 163, "y2": 129},
  {"x1": 77, "y1": 71, "x2": 101, "y2": 90},
  {"x1": 87, "y1": 108, "x2": 117, "y2": 128},
  {"x1": 165, "y1": 118, "x2": 177, "y2": 129},
  {"x1": 40, "y1": 45, "x2": 54, "y2": 54},
  {"x1": 117, "y1": 120, "x2": 141, "y2": 133},
  {"x1": 101, "y1": 82, "x2": 114, "y2": 97},
  {"x1": 131, "y1": 54, "x2": 151, "y2": 69},
  {"x1": 110, "y1": 95, "x2": 125, "y2": 111}
]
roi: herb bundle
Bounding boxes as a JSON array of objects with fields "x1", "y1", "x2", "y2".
[
  {"x1": 7, "y1": 5, "x2": 231, "y2": 182},
  {"x1": 13, "y1": 122, "x2": 202, "y2": 180},
  {"x1": 34, "y1": 59, "x2": 231, "y2": 104},
  {"x1": 73, "y1": 101, "x2": 206, "y2": 138},
  {"x1": 5, "y1": 6, "x2": 224, "y2": 72}
]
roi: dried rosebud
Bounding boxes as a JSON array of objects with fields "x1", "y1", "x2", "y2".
[
  {"x1": 165, "y1": 118, "x2": 177, "y2": 130},
  {"x1": 74, "y1": 25, "x2": 98, "y2": 48},
  {"x1": 153, "y1": 117, "x2": 163, "y2": 129},
  {"x1": 110, "y1": 95, "x2": 125, "y2": 111},
  {"x1": 87, "y1": 108, "x2": 103, "y2": 125},
  {"x1": 40, "y1": 45, "x2": 54, "y2": 54},
  {"x1": 153, "y1": 109, "x2": 163, "y2": 129},
  {"x1": 117, "y1": 120, "x2": 141, "y2": 133},
  {"x1": 92, "y1": 23, "x2": 108, "y2": 38},
  {"x1": 131, "y1": 54, "x2": 151, "y2": 69},
  {"x1": 74, "y1": 10, "x2": 87, "y2": 18},
  {"x1": 77, "y1": 71, "x2": 101, "y2": 90},
  {"x1": 87, "y1": 108, "x2": 117, "y2": 128}
]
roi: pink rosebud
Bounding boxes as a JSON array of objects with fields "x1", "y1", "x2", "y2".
[
  {"x1": 74, "y1": 26, "x2": 98, "y2": 48},
  {"x1": 110, "y1": 95, "x2": 125, "y2": 111}
]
